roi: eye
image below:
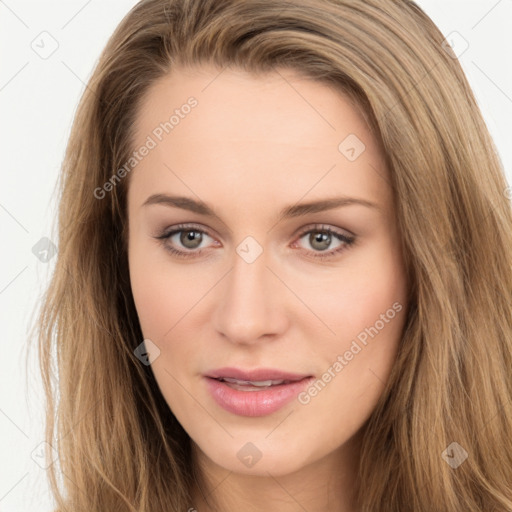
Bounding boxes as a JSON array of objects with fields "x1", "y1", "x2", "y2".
[
  {"x1": 154, "y1": 223, "x2": 217, "y2": 258},
  {"x1": 154, "y1": 223, "x2": 356, "y2": 260},
  {"x1": 293, "y1": 224, "x2": 356, "y2": 260}
]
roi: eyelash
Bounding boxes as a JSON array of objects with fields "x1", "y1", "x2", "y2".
[{"x1": 154, "y1": 223, "x2": 356, "y2": 261}]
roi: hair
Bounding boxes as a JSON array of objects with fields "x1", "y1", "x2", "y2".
[{"x1": 30, "y1": 0, "x2": 512, "y2": 510}]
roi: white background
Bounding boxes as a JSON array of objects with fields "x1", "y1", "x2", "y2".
[{"x1": 1, "y1": 1, "x2": 511, "y2": 510}]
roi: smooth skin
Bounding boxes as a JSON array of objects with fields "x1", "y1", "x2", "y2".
[{"x1": 127, "y1": 64, "x2": 409, "y2": 512}]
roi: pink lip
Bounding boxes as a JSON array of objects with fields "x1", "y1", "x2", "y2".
[{"x1": 204, "y1": 367, "x2": 314, "y2": 417}]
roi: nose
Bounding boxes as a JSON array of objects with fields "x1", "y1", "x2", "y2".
[{"x1": 212, "y1": 245, "x2": 289, "y2": 346}]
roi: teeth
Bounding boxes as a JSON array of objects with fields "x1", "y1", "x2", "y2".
[{"x1": 221, "y1": 377, "x2": 286, "y2": 387}]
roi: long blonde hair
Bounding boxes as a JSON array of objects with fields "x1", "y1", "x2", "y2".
[{"x1": 32, "y1": 0, "x2": 512, "y2": 510}]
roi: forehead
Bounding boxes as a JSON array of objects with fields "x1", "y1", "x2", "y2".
[
  {"x1": 133, "y1": 64, "x2": 369, "y2": 146},
  {"x1": 128, "y1": 65, "x2": 391, "y2": 215}
]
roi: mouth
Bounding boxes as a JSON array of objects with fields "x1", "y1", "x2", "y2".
[
  {"x1": 205, "y1": 366, "x2": 311, "y2": 382},
  {"x1": 210, "y1": 376, "x2": 305, "y2": 391},
  {"x1": 203, "y1": 367, "x2": 314, "y2": 416}
]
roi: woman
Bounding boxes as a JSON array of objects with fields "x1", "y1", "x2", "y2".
[{"x1": 33, "y1": 0, "x2": 512, "y2": 510}]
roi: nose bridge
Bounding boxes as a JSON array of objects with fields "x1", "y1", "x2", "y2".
[{"x1": 212, "y1": 237, "x2": 286, "y2": 343}]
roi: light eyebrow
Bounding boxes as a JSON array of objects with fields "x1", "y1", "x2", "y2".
[
  {"x1": 142, "y1": 194, "x2": 223, "y2": 222},
  {"x1": 142, "y1": 193, "x2": 380, "y2": 221},
  {"x1": 280, "y1": 196, "x2": 380, "y2": 218}
]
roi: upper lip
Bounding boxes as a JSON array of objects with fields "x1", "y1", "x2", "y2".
[{"x1": 205, "y1": 367, "x2": 311, "y2": 382}]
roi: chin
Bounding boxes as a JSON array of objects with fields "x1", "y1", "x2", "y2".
[{"x1": 191, "y1": 432, "x2": 322, "y2": 477}]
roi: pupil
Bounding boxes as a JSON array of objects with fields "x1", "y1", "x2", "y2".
[
  {"x1": 311, "y1": 231, "x2": 330, "y2": 251},
  {"x1": 181, "y1": 230, "x2": 201, "y2": 248}
]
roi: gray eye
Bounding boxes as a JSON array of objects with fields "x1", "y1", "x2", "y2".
[
  {"x1": 308, "y1": 231, "x2": 332, "y2": 251},
  {"x1": 179, "y1": 230, "x2": 203, "y2": 249}
]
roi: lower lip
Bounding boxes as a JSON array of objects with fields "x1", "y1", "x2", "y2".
[{"x1": 204, "y1": 376, "x2": 314, "y2": 417}]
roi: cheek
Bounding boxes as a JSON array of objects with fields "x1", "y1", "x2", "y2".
[
  {"x1": 128, "y1": 235, "x2": 210, "y2": 340},
  {"x1": 308, "y1": 243, "x2": 406, "y2": 408},
  {"x1": 305, "y1": 239, "x2": 407, "y2": 349},
  {"x1": 300, "y1": 242, "x2": 407, "y2": 417},
  {"x1": 129, "y1": 239, "x2": 177, "y2": 340}
]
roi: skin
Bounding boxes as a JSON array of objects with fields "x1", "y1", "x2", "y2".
[{"x1": 127, "y1": 64, "x2": 409, "y2": 512}]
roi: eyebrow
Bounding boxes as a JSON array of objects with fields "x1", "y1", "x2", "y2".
[{"x1": 142, "y1": 193, "x2": 380, "y2": 222}]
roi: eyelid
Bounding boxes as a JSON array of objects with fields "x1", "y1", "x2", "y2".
[
  {"x1": 155, "y1": 222, "x2": 215, "y2": 240},
  {"x1": 293, "y1": 223, "x2": 355, "y2": 240},
  {"x1": 156, "y1": 222, "x2": 354, "y2": 241}
]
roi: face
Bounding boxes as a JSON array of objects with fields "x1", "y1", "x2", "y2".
[{"x1": 127, "y1": 64, "x2": 409, "y2": 478}]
